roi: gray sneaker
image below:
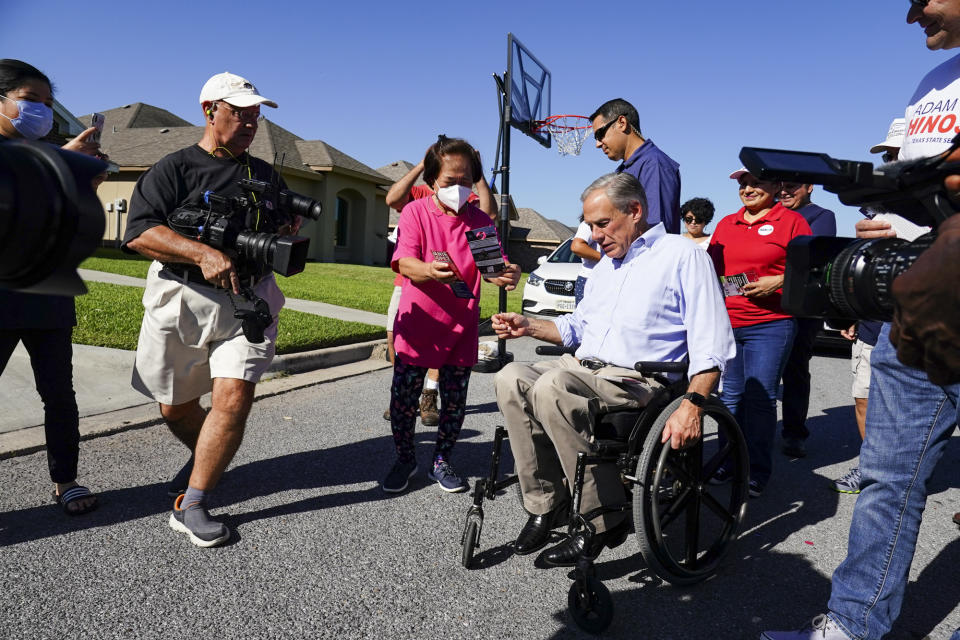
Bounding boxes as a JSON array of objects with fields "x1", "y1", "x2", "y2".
[
  {"x1": 168, "y1": 494, "x2": 230, "y2": 548},
  {"x1": 382, "y1": 459, "x2": 418, "y2": 494},
  {"x1": 761, "y1": 614, "x2": 850, "y2": 639},
  {"x1": 831, "y1": 467, "x2": 861, "y2": 494}
]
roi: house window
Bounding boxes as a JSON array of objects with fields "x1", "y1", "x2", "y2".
[{"x1": 335, "y1": 196, "x2": 349, "y2": 247}]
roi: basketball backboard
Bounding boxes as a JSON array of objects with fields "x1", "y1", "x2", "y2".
[{"x1": 506, "y1": 33, "x2": 551, "y2": 148}]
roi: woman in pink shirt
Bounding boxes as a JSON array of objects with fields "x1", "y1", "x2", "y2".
[{"x1": 384, "y1": 136, "x2": 520, "y2": 494}]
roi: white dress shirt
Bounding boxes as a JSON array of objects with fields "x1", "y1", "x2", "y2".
[{"x1": 553, "y1": 223, "x2": 735, "y2": 380}]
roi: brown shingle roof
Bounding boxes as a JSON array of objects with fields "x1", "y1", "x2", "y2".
[
  {"x1": 510, "y1": 207, "x2": 575, "y2": 243},
  {"x1": 81, "y1": 102, "x2": 391, "y2": 183},
  {"x1": 80, "y1": 103, "x2": 192, "y2": 131},
  {"x1": 376, "y1": 160, "x2": 428, "y2": 186},
  {"x1": 299, "y1": 140, "x2": 391, "y2": 182}
]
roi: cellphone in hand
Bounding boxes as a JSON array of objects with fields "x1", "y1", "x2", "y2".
[{"x1": 90, "y1": 112, "x2": 105, "y2": 145}]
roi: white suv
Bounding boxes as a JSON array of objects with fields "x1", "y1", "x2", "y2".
[{"x1": 521, "y1": 237, "x2": 582, "y2": 318}]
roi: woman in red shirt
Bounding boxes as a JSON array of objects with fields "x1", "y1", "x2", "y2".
[{"x1": 707, "y1": 169, "x2": 811, "y2": 497}]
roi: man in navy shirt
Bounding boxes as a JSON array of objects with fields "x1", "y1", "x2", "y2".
[
  {"x1": 589, "y1": 98, "x2": 681, "y2": 233},
  {"x1": 777, "y1": 183, "x2": 837, "y2": 459}
]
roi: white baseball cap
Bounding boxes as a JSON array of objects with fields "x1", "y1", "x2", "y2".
[
  {"x1": 199, "y1": 72, "x2": 277, "y2": 108},
  {"x1": 869, "y1": 118, "x2": 905, "y2": 154},
  {"x1": 729, "y1": 167, "x2": 751, "y2": 180}
]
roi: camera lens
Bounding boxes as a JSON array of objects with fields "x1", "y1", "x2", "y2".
[
  {"x1": 828, "y1": 234, "x2": 935, "y2": 320},
  {"x1": 235, "y1": 230, "x2": 310, "y2": 277},
  {"x1": 0, "y1": 141, "x2": 105, "y2": 295},
  {"x1": 278, "y1": 190, "x2": 322, "y2": 221}
]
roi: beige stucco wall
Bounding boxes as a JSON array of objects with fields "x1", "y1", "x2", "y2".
[
  {"x1": 95, "y1": 171, "x2": 140, "y2": 246},
  {"x1": 296, "y1": 171, "x2": 388, "y2": 266}
]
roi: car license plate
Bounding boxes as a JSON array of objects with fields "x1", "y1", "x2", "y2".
[{"x1": 557, "y1": 300, "x2": 576, "y2": 312}]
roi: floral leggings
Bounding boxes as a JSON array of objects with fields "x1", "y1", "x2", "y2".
[{"x1": 390, "y1": 356, "x2": 471, "y2": 465}]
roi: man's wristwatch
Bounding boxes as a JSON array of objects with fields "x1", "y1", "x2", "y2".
[{"x1": 682, "y1": 392, "x2": 707, "y2": 407}]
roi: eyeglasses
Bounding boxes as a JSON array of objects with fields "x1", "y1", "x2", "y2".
[
  {"x1": 594, "y1": 115, "x2": 624, "y2": 142},
  {"x1": 217, "y1": 101, "x2": 263, "y2": 123},
  {"x1": 909, "y1": 0, "x2": 928, "y2": 7},
  {"x1": 881, "y1": 150, "x2": 897, "y2": 163},
  {"x1": 683, "y1": 216, "x2": 700, "y2": 224}
]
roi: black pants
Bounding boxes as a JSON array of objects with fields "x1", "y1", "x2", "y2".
[
  {"x1": 781, "y1": 317, "x2": 821, "y2": 440},
  {"x1": 0, "y1": 328, "x2": 79, "y2": 483}
]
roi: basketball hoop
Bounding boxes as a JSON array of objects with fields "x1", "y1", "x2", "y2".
[{"x1": 533, "y1": 115, "x2": 593, "y2": 156}]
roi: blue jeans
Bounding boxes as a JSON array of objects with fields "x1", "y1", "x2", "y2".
[
  {"x1": 827, "y1": 323, "x2": 959, "y2": 640},
  {"x1": 718, "y1": 318, "x2": 796, "y2": 487}
]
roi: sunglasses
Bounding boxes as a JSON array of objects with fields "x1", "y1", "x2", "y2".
[
  {"x1": 683, "y1": 216, "x2": 701, "y2": 224},
  {"x1": 217, "y1": 101, "x2": 263, "y2": 123},
  {"x1": 594, "y1": 115, "x2": 624, "y2": 142},
  {"x1": 909, "y1": 0, "x2": 928, "y2": 6}
]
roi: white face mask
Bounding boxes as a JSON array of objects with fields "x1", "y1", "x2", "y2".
[{"x1": 436, "y1": 184, "x2": 473, "y2": 211}]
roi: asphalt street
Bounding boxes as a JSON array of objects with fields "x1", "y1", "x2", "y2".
[{"x1": 1, "y1": 338, "x2": 957, "y2": 640}]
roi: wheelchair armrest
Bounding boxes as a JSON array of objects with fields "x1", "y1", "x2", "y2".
[
  {"x1": 536, "y1": 345, "x2": 578, "y2": 356},
  {"x1": 633, "y1": 360, "x2": 688, "y2": 375}
]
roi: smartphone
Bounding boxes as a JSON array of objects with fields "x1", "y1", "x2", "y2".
[
  {"x1": 431, "y1": 250, "x2": 475, "y2": 299},
  {"x1": 90, "y1": 112, "x2": 105, "y2": 145}
]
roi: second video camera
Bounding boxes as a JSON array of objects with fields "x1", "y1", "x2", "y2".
[
  {"x1": 168, "y1": 178, "x2": 322, "y2": 277},
  {"x1": 740, "y1": 144, "x2": 958, "y2": 322}
]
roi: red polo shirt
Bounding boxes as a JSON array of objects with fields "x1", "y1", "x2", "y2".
[{"x1": 707, "y1": 203, "x2": 811, "y2": 328}]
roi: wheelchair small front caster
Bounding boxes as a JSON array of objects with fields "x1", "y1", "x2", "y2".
[
  {"x1": 461, "y1": 511, "x2": 483, "y2": 569},
  {"x1": 567, "y1": 575, "x2": 613, "y2": 634}
]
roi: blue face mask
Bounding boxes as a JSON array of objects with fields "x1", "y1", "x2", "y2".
[{"x1": 0, "y1": 95, "x2": 54, "y2": 140}]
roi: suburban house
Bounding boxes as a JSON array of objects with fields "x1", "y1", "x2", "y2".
[
  {"x1": 82, "y1": 103, "x2": 393, "y2": 265},
  {"x1": 377, "y1": 161, "x2": 572, "y2": 273}
]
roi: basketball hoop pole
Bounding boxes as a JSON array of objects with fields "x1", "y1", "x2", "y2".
[{"x1": 496, "y1": 90, "x2": 513, "y2": 371}]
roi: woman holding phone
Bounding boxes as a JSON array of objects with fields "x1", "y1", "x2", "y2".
[
  {"x1": 0, "y1": 59, "x2": 103, "y2": 515},
  {"x1": 384, "y1": 135, "x2": 520, "y2": 495}
]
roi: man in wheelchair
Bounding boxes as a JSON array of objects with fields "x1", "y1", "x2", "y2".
[{"x1": 491, "y1": 172, "x2": 735, "y2": 566}]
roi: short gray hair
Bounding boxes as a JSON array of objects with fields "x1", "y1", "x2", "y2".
[{"x1": 580, "y1": 172, "x2": 649, "y2": 221}]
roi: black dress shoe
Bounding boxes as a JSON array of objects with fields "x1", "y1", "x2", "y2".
[
  {"x1": 515, "y1": 504, "x2": 567, "y2": 556},
  {"x1": 541, "y1": 519, "x2": 630, "y2": 567}
]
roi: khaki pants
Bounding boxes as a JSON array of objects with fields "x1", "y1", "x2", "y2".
[{"x1": 493, "y1": 354, "x2": 660, "y2": 532}]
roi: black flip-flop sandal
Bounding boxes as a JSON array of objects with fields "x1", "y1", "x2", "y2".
[{"x1": 52, "y1": 485, "x2": 99, "y2": 516}]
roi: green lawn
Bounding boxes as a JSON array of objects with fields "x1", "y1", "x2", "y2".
[
  {"x1": 80, "y1": 248, "x2": 526, "y2": 318},
  {"x1": 74, "y1": 281, "x2": 385, "y2": 354}
]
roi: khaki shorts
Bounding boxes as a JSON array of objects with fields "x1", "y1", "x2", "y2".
[
  {"x1": 386, "y1": 285, "x2": 403, "y2": 331},
  {"x1": 131, "y1": 261, "x2": 285, "y2": 405},
  {"x1": 851, "y1": 339, "x2": 875, "y2": 399}
]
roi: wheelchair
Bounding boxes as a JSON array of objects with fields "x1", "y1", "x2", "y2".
[{"x1": 460, "y1": 346, "x2": 749, "y2": 634}]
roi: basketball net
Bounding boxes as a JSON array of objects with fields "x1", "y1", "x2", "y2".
[{"x1": 534, "y1": 115, "x2": 592, "y2": 156}]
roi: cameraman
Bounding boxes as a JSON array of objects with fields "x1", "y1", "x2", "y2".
[
  {"x1": 123, "y1": 72, "x2": 295, "y2": 548},
  {"x1": 763, "y1": 2, "x2": 960, "y2": 638}
]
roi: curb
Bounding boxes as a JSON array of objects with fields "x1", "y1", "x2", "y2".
[{"x1": 0, "y1": 339, "x2": 390, "y2": 460}]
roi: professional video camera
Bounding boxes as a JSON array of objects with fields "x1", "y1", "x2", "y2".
[
  {"x1": 168, "y1": 177, "x2": 322, "y2": 277},
  {"x1": 739, "y1": 140, "x2": 960, "y2": 322},
  {"x1": 0, "y1": 140, "x2": 106, "y2": 296}
]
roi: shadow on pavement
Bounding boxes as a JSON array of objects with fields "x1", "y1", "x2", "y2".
[{"x1": 0, "y1": 427, "x2": 490, "y2": 547}]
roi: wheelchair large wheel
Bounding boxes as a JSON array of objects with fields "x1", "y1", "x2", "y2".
[{"x1": 633, "y1": 395, "x2": 748, "y2": 585}]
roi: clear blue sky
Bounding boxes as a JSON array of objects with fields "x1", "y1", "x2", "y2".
[{"x1": 3, "y1": 0, "x2": 950, "y2": 236}]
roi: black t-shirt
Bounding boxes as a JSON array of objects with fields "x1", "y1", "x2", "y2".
[
  {"x1": 122, "y1": 144, "x2": 288, "y2": 279},
  {"x1": 857, "y1": 320, "x2": 882, "y2": 347},
  {"x1": 0, "y1": 134, "x2": 76, "y2": 330}
]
